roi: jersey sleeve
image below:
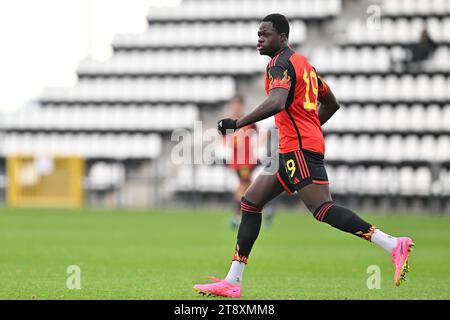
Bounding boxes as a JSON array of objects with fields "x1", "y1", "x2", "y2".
[
  {"x1": 317, "y1": 75, "x2": 331, "y2": 98},
  {"x1": 267, "y1": 58, "x2": 292, "y2": 92}
]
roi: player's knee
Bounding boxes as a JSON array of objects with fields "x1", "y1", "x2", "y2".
[
  {"x1": 242, "y1": 188, "x2": 264, "y2": 208},
  {"x1": 303, "y1": 199, "x2": 324, "y2": 214},
  {"x1": 305, "y1": 196, "x2": 333, "y2": 216},
  {"x1": 311, "y1": 201, "x2": 335, "y2": 221},
  {"x1": 241, "y1": 196, "x2": 263, "y2": 213}
]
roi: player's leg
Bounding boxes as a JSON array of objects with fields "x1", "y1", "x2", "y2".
[
  {"x1": 263, "y1": 203, "x2": 276, "y2": 228},
  {"x1": 298, "y1": 183, "x2": 377, "y2": 239},
  {"x1": 279, "y1": 148, "x2": 414, "y2": 286},
  {"x1": 293, "y1": 146, "x2": 414, "y2": 286},
  {"x1": 283, "y1": 149, "x2": 399, "y2": 245},
  {"x1": 231, "y1": 167, "x2": 253, "y2": 229},
  {"x1": 230, "y1": 185, "x2": 241, "y2": 229},
  {"x1": 194, "y1": 163, "x2": 287, "y2": 297},
  {"x1": 298, "y1": 183, "x2": 414, "y2": 286},
  {"x1": 223, "y1": 172, "x2": 285, "y2": 288},
  {"x1": 301, "y1": 184, "x2": 401, "y2": 253},
  {"x1": 231, "y1": 169, "x2": 285, "y2": 260},
  {"x1": 230, "y1": 169, "x2": 245, "y2": 229}
]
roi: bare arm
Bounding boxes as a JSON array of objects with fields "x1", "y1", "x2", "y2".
[
  {"x1": 236, "y1": 88, "x2": 289, "y2": 128},
  {"x1": 318, "y1": 89, "x2": 340, "y2": 126}
]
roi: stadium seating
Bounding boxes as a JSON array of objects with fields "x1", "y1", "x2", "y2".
[
  {"x1": 87, "y1": 162, "x2": 125, "y2": 190},
  {"x1": 0, "y1": 132, "x2": 162, "y2": 159},
  {"x1": 320, "y1": 75, "x2": 450, "y2": 103},
  {"x1": 439, "y1": 168, "x2": 450, "y2": 195},
  {"x1": 99, "y1": 30, "x2": 450, "y2": 79},
  {"x1": 314, "y1": 0, "x2": 450, "y2": 209},
  {"x1": 324, "y1": 133, "x2": 450, "y2": 163},
  {"x1": 309, "y1": 46, "x2": 450, "y2": 72},
  {"x1": 381, "y1": 0, "x2": 450, "y2": 17},
  {"x1": 327, "y1": 165, "x2": 433, "y2": 196},
  {"x1": 146, "y1": 0, "x2": 342, "y2": 22},
  {"x1": 324, "y1": 103, "x2": 450, "y2": 132},
  {"x1": 1, "y1": 104, "x2": 199, "y2": 131},
  {"x1": 40, "y1": 77, "x2": 235, "y2": 104},
  {"x1": 113, "y1": 20, "x2": 306, "y2": 49},
  {"x1": 175, "y1": 164, "x2": 239, "y2": 192},
  {"x1": 78, "y1": 49, "x2": 270, "y2": 76},
  {"x1": 345, "y1": 17, "x2": 450, "y2": 44},
  {"x1": 1, "y1": 0, "x2": 449, "y2": 210}
]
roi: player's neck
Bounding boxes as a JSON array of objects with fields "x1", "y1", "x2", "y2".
[{"x1": 269, "y1": 44, "x2": 288, "y2": 58}]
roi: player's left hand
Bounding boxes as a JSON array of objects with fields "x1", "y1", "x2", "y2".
[{"x1": 217, "y1": 118, "x2": 238, "y2": 135}]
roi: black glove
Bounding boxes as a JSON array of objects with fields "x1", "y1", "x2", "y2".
[{"x1": 217, "y1": 118, "x2": 238, "y2": 135}]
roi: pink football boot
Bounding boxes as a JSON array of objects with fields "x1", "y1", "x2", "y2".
[
  {"x1": 391, "y1": 237, "x2": 415, "y2": 286},
  {"x1": 194, "y1": 279, "x2": 241, "y2": 298}
]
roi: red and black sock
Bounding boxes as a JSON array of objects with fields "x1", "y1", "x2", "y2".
[
  {"x1": 313, "y1": 202, "x2": 375, "y2": 240},
  {"x1": 232, "y1": 197, "x2": 262, "y2": 263}
]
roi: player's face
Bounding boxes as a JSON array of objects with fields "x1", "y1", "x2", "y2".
[
  {"x1": 257, "y1": 22, "x2": 282, "y2": 56},
  {"x1": 229, "y1": 99, "x2": 243, "y2": 118}
]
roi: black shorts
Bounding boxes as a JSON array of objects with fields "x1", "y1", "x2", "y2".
[{"x1": 265, "y1": 149, "x2": 329, "y2": 195}]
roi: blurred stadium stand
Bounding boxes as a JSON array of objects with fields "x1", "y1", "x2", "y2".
[{"x1": 0, "y1": 0, "x2": 449, "y2": 212}]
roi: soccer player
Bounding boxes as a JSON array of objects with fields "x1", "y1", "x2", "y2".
[
  {"x1": 194, "y1": 14, "x2": 414, "y2": 298},
  {"x1": 224, "y1": 95, "x2": 258, "y2": 229}
]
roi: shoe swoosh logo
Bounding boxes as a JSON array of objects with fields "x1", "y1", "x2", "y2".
[{"x1": 400, "y1": 243, "x2": 404, "y2": 260}]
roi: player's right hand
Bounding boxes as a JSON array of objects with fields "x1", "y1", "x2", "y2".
[{"x1": 217, "y1": 118, "x2": 238, "y2": 135}]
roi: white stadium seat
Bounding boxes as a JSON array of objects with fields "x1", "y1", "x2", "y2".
[
  {"x1": 410, "y1": 104, "x2": 426, "y2": 131},
  {"x1": 387, "y1": 135, "x2": 404, "y2": 162},
  {"x1": 425, "y1": 105, "x2": 442, "y2": 131},
  {"x1": 361, "y1": 105, "x2": 378, "y2": 131},
  {"x1": 354, "y1": 135, "x2": 372, "y2": 161},
  {"x1": 415, "y1": 167, "x2": 432, "y2": 195},
  {"x1": 436, "y1": 135, "x2": 450, "y2": 161},
  {"x1": 346, "y1": 105, "x2": 362, "y2": 131},
  {"x1": 371, "y1": 135, "x2": 388, "y2": 161},
  {"x1": 324, "y1": 135, "x2": 340, "y2": 160},
  {"x1": 403, "y1": 135, "x2": 421, "y2": 161},
  {"x1": 419, "y1": 135, "x2": 436, "y2": 161},
  {"x1": 378, "y1": 104, "x2": 395, "y2": 131},
  {"x1": 438, "y1": 169, "x2": 450, "y2": 195},
  {"x1": 399, "y1": 167, "x2": 416, "y2": 195}
]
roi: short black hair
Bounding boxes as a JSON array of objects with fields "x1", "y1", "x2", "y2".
[{"x1": 262, "y1": 13, "x2": 290, "y2": 38}]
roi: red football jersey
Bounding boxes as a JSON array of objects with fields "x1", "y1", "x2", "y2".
[
  {"x1": 264, "y1": 47, "x2": 330, "y2": 155},
  {"x1": 226, "y1": 123, "x2": 258, "y2": 170}
]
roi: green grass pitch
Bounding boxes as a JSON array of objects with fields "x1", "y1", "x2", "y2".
[{"x1": 0, "y1": 207, "x2": 449, "y2": 299}]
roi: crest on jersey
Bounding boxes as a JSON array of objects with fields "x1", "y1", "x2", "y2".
[{"x1": 268, "y1": 69, "x2": 291, "y2": 91}]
